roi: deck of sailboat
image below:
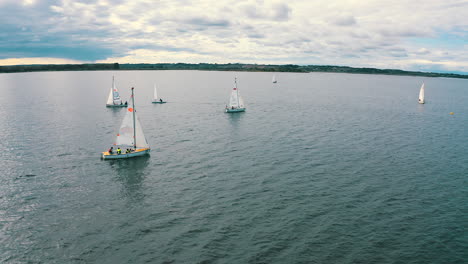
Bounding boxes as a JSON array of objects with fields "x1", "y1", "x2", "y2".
[
  {"x1": 225, "y1": 107, "x2": 246, "y2": 113},
  {"x1": 102, "y1": 148, "x2": 150, "y2": 159},
  {"x1": 106, "y1": 104, "x2": 128, "y2": 107}
]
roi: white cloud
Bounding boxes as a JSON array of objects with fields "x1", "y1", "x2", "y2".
[
  {"x1": 0, "y1": 57, "x2": 85, "y2": 66},
  {"x1": 1, "y1": 0, "x2": 468, "y2": 73}
]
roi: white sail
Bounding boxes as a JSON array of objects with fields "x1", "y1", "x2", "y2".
[
  {"x1": 418, "y1": 82, "x2": 425, "y2": 104},
  {"x1": 106, "y1": 87, "x2": 114, "y2": 105},
  {"x1": 114, "y1": 95, "x2": 149, "y2": 148},
  {"x1": 134, "y1": 115, "x2": 149, "y2": 148},
  {"x1": 111, "y1": 78, "x2": 123, "y2": 105},
  {"x1": 228, "y1": 88, "x2": 240, "y2": 108},
  {"x1": 272, "y1": 75, "x2": 277, "y2": 83},
  {"x1": 238, "y1": 95, "x2": 245, "y2": 108},
  {"x1": 115, "y1": 108, "x2": 135, "y2": 147},
  {"x1": 153, "y1": 84, "x2": 158, "y2": 101}
]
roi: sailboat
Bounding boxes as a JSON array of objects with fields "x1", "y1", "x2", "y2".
[
  {"x1": 272, "y1": 75, "x2": 277, "y2": 83},
  {"x1": 106, "y1": 76, "x2": 127, "y2": 107},
  {"x1": 225, "y1": 78, "x2": 246, "y2": 113},
  {"x1": 151, "y1": 84, "x2": 166, "y2": 104},
  {"x1": 418, "y1": 82, "x2": 425, "y2": 104},
  {"x1": 102, "y1": 87, "x2": 150, "y2": 159}
]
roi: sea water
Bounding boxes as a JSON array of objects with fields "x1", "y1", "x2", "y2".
[{"x1": 0, "y1": 70, "x2": 467, "y2": 263}]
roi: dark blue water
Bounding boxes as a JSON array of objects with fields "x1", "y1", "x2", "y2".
[{"x1": 1, "y1": 71, "x2": 467, "y2": 263}]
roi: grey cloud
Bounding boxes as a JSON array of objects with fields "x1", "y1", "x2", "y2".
[
  {"x1": 273, "y1": 3, "x2": 291, "y2": 21},
  {"x1": 333, "y1": 16, "x2": 356, "y2": 26},
  {"x1": 388, "y1": 51, "x2": 408, "y2": 57},
  {"x1": 350, "y1": 32, "x2": 370, "y2": 39},
  {"x1": 327, "y1": 40, "x2": 344, "y2": 46},
  {"x1": 378, "y1": 28, "x2": 431, "y2": 38},
  {"x1": 247, "y1": 33, "x2": 265, "y2": 39},
  {"x1": 243, "y1": 3, "x2": 291, "y2": 21},
  {"x1": 244, "y1": 5, "x2": 263, "y2": 19},
  {"x1": 183, "y1": 17, "x2": 230, "y2": 27}
]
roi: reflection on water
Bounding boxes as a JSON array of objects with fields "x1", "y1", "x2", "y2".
[
  {"x1": 416, "y1": 103, "x2": 426, "y2": 113},
  {"x1": 107, "y1": 107, "x2": 126, "y2": 117},
  {"x1": 226, "y1": 111, "x2": 245, "y2": 125},
  {"x1": 107, "y1": 155, "x2": 150, "y2": 201}
]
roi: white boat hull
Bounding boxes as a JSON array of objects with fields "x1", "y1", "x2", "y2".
[
  {"x1": 102, "y1": 148, "x2": 150, "y2": 159},
  {"x1": 225, "y1": 107, "x2": 246, "y2": 113},
  {"x1": 106, "y1": 104, "x2": 128, "y2": 107}
]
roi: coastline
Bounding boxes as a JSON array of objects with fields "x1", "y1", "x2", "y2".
[{"x1": 0, "y1": 63, "x2": 466, "y2": 79}]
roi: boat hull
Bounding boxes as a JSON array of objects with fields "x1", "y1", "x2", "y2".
[
  {"x1": 152, "y1": 100, "x2": 167, "y2": 104},
  {"x1": 225, "y1": 108, "x2": 246, "y2": 113},
  {"x1": 102, "y1": 148, "x2": 150, "y2": 159},
  {"x1": 106, "y1": 104, "x2": 128, "y2": 107}
]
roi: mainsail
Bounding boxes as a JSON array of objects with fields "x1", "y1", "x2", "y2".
[
  {"x1": 153, "y1": 84, "x2": 158, "y2": 101},
  {"x1": 114, "y1": 94, "x2": 149, "y2": 148},
  {"x1": 419, "y1": 83, "x2": 425, "y2": 104},
  {"x1": 107, "y1": 77, "x2": 122, "y2": 105},
  {"x1": 228, "y1": 78, "x2": 244, "y2": 108},
  {"x1": 229, "y1": 88, "x2": 240, "y2": 108}
]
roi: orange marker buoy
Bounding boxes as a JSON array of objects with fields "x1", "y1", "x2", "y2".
[{"x1": 450, "y1": 112, "x2": 454, "y2": 115}]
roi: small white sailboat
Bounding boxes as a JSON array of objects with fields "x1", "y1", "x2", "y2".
[
  {"x1": 225, "y1": 78, "x2": 246, "y2": 113},
  {"x1": 102, "y1": 87, "x2": 150, "y2": 159},
  {"x1": 106, "y1": 76, "x2": 127, "y2": 107},
  {"x1": 151, "y1": 84, "x2": 166, "y2": 104},
  {"x1": 272, "y1": 75, "x2": 277, "y2": 83},
  {"x1": 418, "y1": 82, "x2": 425, "y2": 104}
]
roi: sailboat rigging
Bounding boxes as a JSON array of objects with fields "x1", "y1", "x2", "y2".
[
  {"x1": 152, "y1": 84, "x2": 166, "y2": 104},
  {"x1": 106, "y1": 76, "x2": 127, "y2": 107},
  {"x1": 225, "y1": 77, "x2": 246, "y2": 113},
  {"x1": 102, "y1": 87, "x2": 150, "y2": 159}
]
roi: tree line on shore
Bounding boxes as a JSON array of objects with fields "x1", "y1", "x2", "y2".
[{"x1": 0, "y1": 62, "x2": 466, "y2": 79}]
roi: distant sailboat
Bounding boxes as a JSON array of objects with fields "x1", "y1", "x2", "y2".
[
  {"x1": 102, "y1": 87, "x2": 150, "y2": 159},
  {"x1": 272, "y1": 75, "x2": 277, "y2": 83},
  {"x1": 106, "y1": 76, "x2": 127, "y2": 107},
  {"x1": 418, "y1": 82, "x2": 425, "y2": 104},
  {"x1": 225, "y1": 77, "x2": 246, "y2": 113},
  {"x1": 151, "y1": 84, "x2": 166, "y2": 104}
]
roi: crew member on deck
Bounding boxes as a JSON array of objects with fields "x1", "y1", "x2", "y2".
[{"x1": 117, "y1": 147, "x2": 121, "y2": 154}]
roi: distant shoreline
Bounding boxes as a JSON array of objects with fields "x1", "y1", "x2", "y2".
[{"x1": 0, "y1": 63, "x2": 467, "y2": 79}]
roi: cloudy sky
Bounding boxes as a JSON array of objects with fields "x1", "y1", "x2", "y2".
[{"x1": 1, "y1": 0, "x2": 467, "y2": 73}]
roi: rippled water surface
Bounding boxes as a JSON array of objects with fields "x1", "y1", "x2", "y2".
[{"x1": 0, "y1": 71, "x2": 467, "y2": 263}]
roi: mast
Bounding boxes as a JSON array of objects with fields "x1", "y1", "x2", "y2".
[
  {"x1": 112, "y1": 76, "x2": 115, "y2": 105},
  {"x1": 235, "y1": 77, "x2": 240, "y2": 108},
  {"x1": 132, "y1": 87, "x2": 136, "y2": 149}
]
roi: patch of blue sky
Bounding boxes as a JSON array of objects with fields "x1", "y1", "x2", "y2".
[
  {"x1": 407, "y1": 30, "x2": 467, "y2": 48},
  {"x1": 0, "y1": 45, "x2": 114, "y2": 61}
]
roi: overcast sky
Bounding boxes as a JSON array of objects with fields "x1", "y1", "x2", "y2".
[{"x1": 1, "y1": 0, "x2": 467, "y2": 73}]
